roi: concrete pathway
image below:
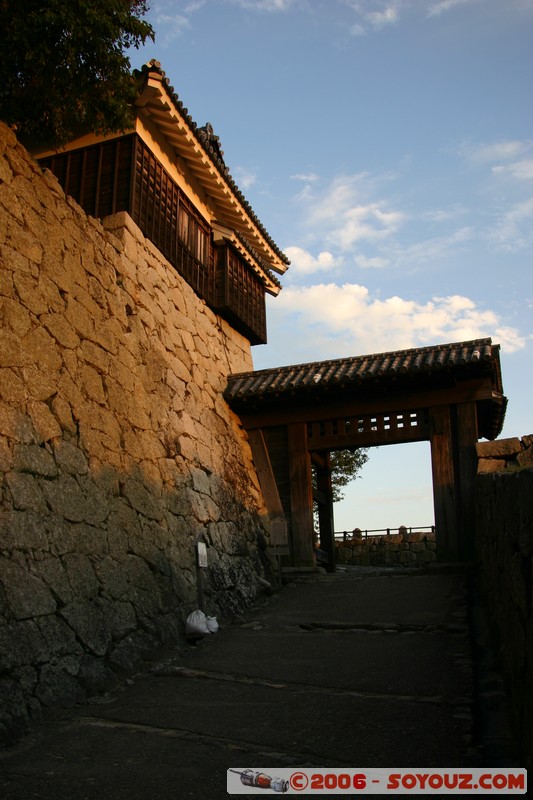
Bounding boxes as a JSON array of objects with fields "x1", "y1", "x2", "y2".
[{"x1": 0, "y1": 566, "x2": 516, "y2": 799}]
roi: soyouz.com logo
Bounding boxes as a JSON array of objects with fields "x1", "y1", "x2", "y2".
[{"x1": 227, "y1": 768, "x2": 527, "y2": 794}]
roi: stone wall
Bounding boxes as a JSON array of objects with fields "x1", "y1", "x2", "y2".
[
  {"x1": 477, "y1": 434, "x2": 533, "y2": 473},
  {"x1": 474, "y1": 439, "x2": 533, "y2": 770},
  {"x1": 335, "y1": 530, "x2": 437, "y2": 567},
  {"x1": 0, "y1": 122, "x2": 273, "y2": 743}
]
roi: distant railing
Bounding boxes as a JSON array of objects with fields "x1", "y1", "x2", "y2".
[{"x1": 335, "y1": 526, "x2": 435, "y2": 541}]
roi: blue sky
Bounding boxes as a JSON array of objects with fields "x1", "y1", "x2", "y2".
[{"x1": 131, "y1": 0, "x2": 533, "y2": 531}]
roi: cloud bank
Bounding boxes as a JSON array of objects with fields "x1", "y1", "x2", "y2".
[{"x1": 269, "y1": 283, "x2": 525, "y2": 356}]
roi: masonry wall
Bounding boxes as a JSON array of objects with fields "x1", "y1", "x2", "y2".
[
  {"x1": 0, "y1": 122, "x2": 272, "y2": 743},
  {"x1": 335, "y1": 530, "x2": 437, "y2": 567},
  {"x1": 474, "y1": 436, "x2": 533, "y2": 770}
]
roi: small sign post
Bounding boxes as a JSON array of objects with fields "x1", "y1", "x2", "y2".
[
  {"x1": 195, "y1": 537, "x2": 208, "y2": 611},
  {"x1": 197, "y1": 541, "x2": 208, "y2": 568}
]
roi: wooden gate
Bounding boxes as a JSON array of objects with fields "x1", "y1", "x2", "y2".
[{"x1": 225, "y1": 339, "x2": 506, "y2": 569}]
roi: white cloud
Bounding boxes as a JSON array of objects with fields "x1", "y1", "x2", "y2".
[
  {"x1": 331, "y1": 203, "x2": 405, "y2": 249},
  {"x1": 185, "y1": 0, "x2": 207, "y2": 11},
  {"x1": 492, "y1": 159, "x2": 533, "y2": 181},
  {"x1": 453, "y1": 139, "x2": 533, "y2": 249},
  {"x1": 350, "y1": 22, "x2": 367, "y2": 36},
  {"x1": 427, "y1": 0, "x2": 475, "y2": 18},
  {"x1": 489, "y1": 196, "x2": 533, "y2": 251},
  {"x1": 366, "y1": 4, "x2": 400, "y2": 28},
  {"x1": 388, "y1": 226, "x2": 475, "y2": 267},
  {"x1": 151, "y1": 0, "x2": 293, "y2": 43},
  {"x1": 289, "y1": 171, "x2": 475, "y2": 268},
  {"x1": 354, "y1": 254, "x2": 390, "y2": 268},
  {"x1": 459, "y1": 139, "x2": 533, "y2": 165},
  {"x1": 271, "y1": 283, "x2": 525, "y2": 355},
  {"x1": 345, "y1": 0, "x2": 403, "y2": 36},
  {"x1": 150, "y1": 0, "x2": 204, "y2": 42},
  {"x1": 284, "y1": 247, "x2": 341, "y2": 275},
  {"x1": 421, "y1": 204, "x2": 469, "y2": 222},
  {"x1": 234, "y1": 166, "x2": 257, "y2": 190},
  {"x1": 291, "y1": 172, "x2": 320, "y2": 182},
  {"x1": 228, "y1": 0, "x2": 294, "y2": 10},
  {"x1": 297, "y1": 173, "x2": 405, "y2": 251},
  {"x1": 154, "y1": 13, "x2": 191, "y2": 41},
  {"x1": 306, "y1": 173, "x2": 369, "y2": 223}
]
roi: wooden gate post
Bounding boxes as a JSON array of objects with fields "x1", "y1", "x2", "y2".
[
  {"x1": 455, "y1": 401, "x2": 478, "y2": 560},
  {"x1": 315, "y1": 452, "x2": 336, "y2": 572},
  {"x1": 429, "y1": 405, "x2": 459, "y2": 560},
  {"x1": 287, "y1": 422, "x2": 316, "y2": 568}
]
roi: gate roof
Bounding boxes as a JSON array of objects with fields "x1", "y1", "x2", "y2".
[{"x1": 225, "y1": 338, "x2": 506, "y2": 441}]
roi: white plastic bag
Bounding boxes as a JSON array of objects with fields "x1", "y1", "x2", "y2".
[
  {"x1": 185, "y1": 609, "x2": 210, "y2": 638},
  {"x1": 205, "y1": 616, "x2": 219, "y2": 634}
]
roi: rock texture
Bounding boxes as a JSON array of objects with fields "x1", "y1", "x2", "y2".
[
  {"x1": 335, "y1": 530, "x2": 437, "y2": 567},
  {"x1": 0, "y1": 122, "x2": 272, "y2": 743},
  {"x1": 475, "y1": 453, "x2": 533, "y2": 771},
  {"x1": 476, "y1": 434, "x2": 533, "y2": 473}
]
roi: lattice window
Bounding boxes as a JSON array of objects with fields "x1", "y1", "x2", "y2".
[
  {"x1": 39, "y1": 135, "x2": 270, "y2": 343},
  {"x1": 307, "y1": 409, "x2": 425, "y2": 447},
  {"x1": 214, "y1": 243, "x2": 267, "y2": 345},
  {"x1": 132, "y1": 139, "x2": 214, "y2": 305},
  {"x1": 39, "y1": 136, "x2": 135, "y2": 218}
]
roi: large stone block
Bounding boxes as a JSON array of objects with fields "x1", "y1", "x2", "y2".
[
  {"x1": 40, "y1": 474, "x2": 87, "y2": 522},
  {"x1": 0, "y1": 559, "x2": 56, "y2": 619},
  {"x1": 0, "y1": 403, "x2": 35, "y2": 443},
  {"x1": 96, "y1": 597, "x2": 137, "y2": 641},
  {"x1": 35, "y1": 663, "x2": 85, "y2": 708},
  {"x1": 27, "y1": 401, "x2": 62, "y2": 443},
  {"x1": 122, "y1": 477, "x2": 164, "y2": 521},
  {"x1": 53, "y1": 440, "x2": 88, "y2": 475},
  {"x1": 21, "y1": 327, "x2": 63, "y2": 374},
  {"x1": 13, "y1": 443, "x2": 57, "y2": 477},
  {"x1": 476, "y1": 437, "x2": 522, "y2": 458},
  {"x1": 0, "y1": 619, "x2": 50, "y2": 668},
  {"x1": 0, "y1": 510, "x2": 48, "y2": 550},
  {"x1": 62, "y1": 553, "x2": 99, "y2": 599},
  {"x1": 5, "y1": 471, "x2": 48, "y2": 513},
  {"x1": 0, "y1": 368, "x2": 26, "y2": 403},
  {"x1": 517, "y1": 447, "x2": 533, "y2": 468},
  {"x1": 0, "y1": 678, "x2": 29, "y2": 742},
  {"x1": 36, "y1": 614, "x2": 80, "y2": 657},
  {"x1": 59, "y1": 600, "x2": 111, "y2": 656},
  {"x1": 477, "y1": 458, "x2": 507, "y2": 474},
  {"x1": 33, "y1": 557, "x2": 73, "y2": 605}
]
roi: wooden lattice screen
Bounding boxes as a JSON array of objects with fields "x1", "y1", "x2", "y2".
[
  {"x1": 307, "y1": 409, "x2": 429, "y2": 450},
  {"x1": 39, "y1": 136, "x2": 135, "y2": 219},
  {"x1": 215, "y1": 244, "x2": 267, "y2": 345},
  {"x1": 39, "y1": 135, "x2": 267, "y2": 342},
  {"x1": 132, "y1": 139, "x2": 215, "y2": 306}
]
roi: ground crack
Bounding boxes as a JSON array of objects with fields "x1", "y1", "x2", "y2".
[{"x1": 150, "y1": 664, "x2": 469, "y2": 706}]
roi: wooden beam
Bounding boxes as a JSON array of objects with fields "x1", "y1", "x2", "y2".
[
  {"x1": 307, "y1": 423, "x2": 428, "y2": 452},
  {"x1": 287, "y1": 422, "x2": 315, "y2": 569},
  {"x1": 429, "y1": 406, "x2": 459, "y2": 560},
  {"x1": 315, "y1": 452, "x2": 336, "y2": 573},
  {"x1": 247, "y1": 429, "x2": 288, "y2": 550},
  {"x1": 455, "y1": 402, "x2": 478, "y2": 560},
  {"x1": 236, "y1": 378, "x2": 494, "y2": 431}
]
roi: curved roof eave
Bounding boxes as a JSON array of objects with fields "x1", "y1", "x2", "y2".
[
  {"x1": 224, "y1": 338, "x2": 507, "y2": 441},
  {"x1": 134, "y1": 61, "x2": 290, "y2": 282}
]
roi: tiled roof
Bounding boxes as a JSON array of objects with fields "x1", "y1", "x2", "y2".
[
  {"x1": 225, "y1": 338, "x2": 504, "y2": 405},
  {"x1": 232, "y1": 230, "x2": 282, "y2": 293},
  {"x1": 135, "y1": 61, "x2": 290, "y2": 271}
]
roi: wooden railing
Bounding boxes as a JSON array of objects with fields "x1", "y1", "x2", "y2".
[{"x1": 335, "y1": 526, "x2": 435, "y2": 541}]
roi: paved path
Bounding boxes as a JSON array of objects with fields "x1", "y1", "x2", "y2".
[{"x1": 0, "y1": 566, "x2": 516, "y2": 799}]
